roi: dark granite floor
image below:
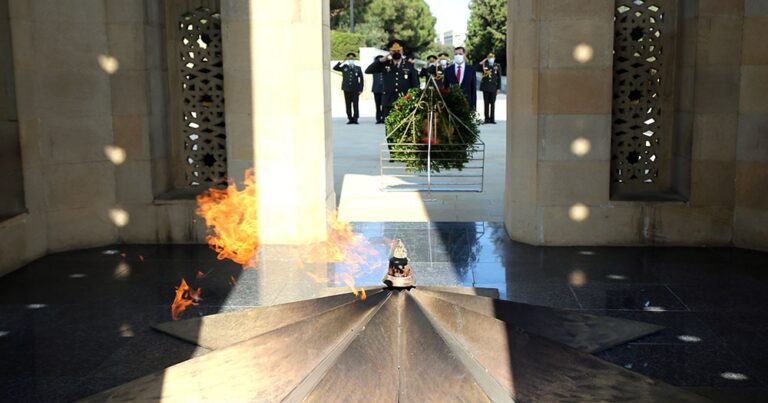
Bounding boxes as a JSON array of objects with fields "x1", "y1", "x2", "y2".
[{"x1": 0, "y1": 221, "x2": 767, "y2": 401}]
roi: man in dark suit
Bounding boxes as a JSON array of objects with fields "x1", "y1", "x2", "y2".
[
  {"x1": 333, "y1": 52, "x2": 364, "y2": 124},
  {"x1": 371, "y1": 57, "x2": 384, "y2": 124},
  {"x1": 477, "y1": 52, "x2": 502, "y2": 124},
  {"x1": 443, "y1": 46, "x2": 477, "y2": 109},
  {"x1": 364, "y1": 40, "x2": 420, "y2": 121}
]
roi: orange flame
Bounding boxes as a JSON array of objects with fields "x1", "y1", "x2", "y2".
[
  {"x1": 196, "y1": 169, "x2": 260, "y2": 269},
  {"x1": 171, "y1": 278, "x2": 202, "y2": 321},
  {"x1": 300, "y1": 216, "x2": 384, "y2": 300}
]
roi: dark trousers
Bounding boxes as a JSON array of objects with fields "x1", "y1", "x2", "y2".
[
  {"x1": 382, "y1": 92, "x2": 405, "y2": 152},
  {"x1": 381, "y1": 92, "x2": 399, "y2": 121},
  {"x1": 483, "y1": 91, "x2": 497, "y2": 122},
  {"x1": 374, "y1": 92, "x2": 383, "y2": 122},
  {"x1": 344, "y1": 91, "x2": 359, "y2": 121}
]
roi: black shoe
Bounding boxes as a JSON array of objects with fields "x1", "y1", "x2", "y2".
[
  {"x1": 489, "y1": 120, "x2": 497, "y2": 124},
  {"x1": 352, "y1": 120, "x2": 359, "y2": 124},
  {"x1": 376, "y1": 120, "x2": 384, "y2": 124},
  {"x1": 346, "y1": 120, "x2": 353, "y2": 124}
]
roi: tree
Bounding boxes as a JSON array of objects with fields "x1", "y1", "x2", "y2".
[
  {"x1": 361, "y1": 0, "x2": 436, "y2": 54},
  {"x1": 465, "y1": 0, "x2": 506, "y2": 71},
  {"x1": 330, "y1": 30, "x2": 366, "y2": 60},
  {"x1": 330, "y1": 0, "x2": 368, "y2": 31}
]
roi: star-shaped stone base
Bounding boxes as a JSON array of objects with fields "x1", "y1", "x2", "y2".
[{"x1": 82, "y1": 287, "x2": 709, "y2": 402}]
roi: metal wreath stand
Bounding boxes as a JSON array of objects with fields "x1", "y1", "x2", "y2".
[{"x1": 380, "y1": 76, "x2": 485, "y2": 196}]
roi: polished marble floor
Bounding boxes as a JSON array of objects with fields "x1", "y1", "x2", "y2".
[{"x1": 0, "y1": 222, "x2": 767, "y2": 401}]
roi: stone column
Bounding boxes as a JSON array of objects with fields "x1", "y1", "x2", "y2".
[
  {"x1": 221, "y1": 0, "x2": 333, "y2": 244},
  {"x1": 505, "y1": 0, "x2": 617, "y2": 245},
  {"x1": 734, "y1": 0, "x2": 768, "y2": 250}
]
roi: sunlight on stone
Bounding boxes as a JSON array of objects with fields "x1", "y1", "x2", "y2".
[
  {"x1": 578, "y1": 250, "x2": 595, "y2": 255},
  {"x1": 607, "y1": 274, "x2": 628, "y2": 280},
  {"x1": 569, "y1": 203, "x2": 590, "y2": 222},
  {"x1": 97, "y1": 54, "x2": 120, "y2": 74},
  {"x1": 677, "y1": 335, "x2": 702, "y2": 343},
  {"x1": 119, "y1": 323, "x2": 135, "y2": 337},
  {"x1": 26, "y1": 304, "x2": 46, "y2": 309},
  {"x1": 114, "y1": 262, "x2": 131, "y2": 280},
  {"x1": 102, "y1": 249, "x2": 120, "y2": 255},
  {"x1": 109, "y1": 208, "x2": 130, "y2": 227},
  {"x1": 104, "y1": 145, "x2": 127, "y2": 165},
  {"x1": 572, "y1": 43, "x2": 594, "y2": 64},
  {"x1": 68, "y1": 273, "x2": 87, "y2": 279},
  {"x1": 569, "y1": 269, "x2": 587, "y2": 287},
  {"x1": 0, "y1": 330, "x2": 9, "y2": 337},
  {"x1": 720, "y1": 372, "x2": 748, "y2": 381},
  {"x1": 643, "y1": 306, "x2": 666, "y2": 312},
  {"x1": 570, "y1": 137, "x2": 592, "y2": 157}
]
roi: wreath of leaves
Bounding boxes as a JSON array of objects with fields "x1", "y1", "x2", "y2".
[{"x1": 385, "y1": 79, "x2": 482, "y2": 173}]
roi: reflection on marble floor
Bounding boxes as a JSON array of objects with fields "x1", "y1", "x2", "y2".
[{"x1": 0, "y1": 222, "x2": 767, "y2": 401}]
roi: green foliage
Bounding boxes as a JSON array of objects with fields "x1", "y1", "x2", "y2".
[
  {"x1": 329, "y1": 0, "x2": 437, "y2": 54},
  {"x1": 385, "y1": 79, "x2": 481, "y2": 173},
  {"x1": 330, "y1": 30, "x2": 366, "y2": 60},
  {"x1": 330, "y1": 0, "x2": 367, "y2": 31},
  {"x1": 355, "y1": 21, "x2": 388, "y2": 48},
  {"x1": 465, "y1": 0, "x2": 507, "y2": 71},
  {"x1": 362, "y1": 0, "x2": 436, "y2": 54},
  {"x1": 423, "y1": 42, "x2": 455, "y2": 59}
]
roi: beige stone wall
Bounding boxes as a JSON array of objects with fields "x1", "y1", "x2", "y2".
[
  {"x1": 0, "y1": 0, "x2": 336, "y2": 277},
  {"x1": 222, "y1": 0, "x2": 334, "y2": 244},
  {"x1": 504, "y1": 0, "x2": 765, "y2": 249},
  {"x1": 2, "y1": 0, "x2": 117, "y2": 277},
  {"x1": 734, "y1": 0, "x2": 768, "y2": 250}
]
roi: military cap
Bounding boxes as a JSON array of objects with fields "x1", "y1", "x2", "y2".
[
  {"x1": 487, "y1": 52, "x2": 496, "y2": 58},
  {"x1": 386, "y1": 39, "x2": 405, "y2": 52},
  {"x1": 426, "y1": 55, "x2": 437, "y2": 62},
  {"x1": 346, "y1": 52, "x2": 356, "y2": 58},
  {"x1": 438, "y1": 52, "x2": 449, "y2": 58}
]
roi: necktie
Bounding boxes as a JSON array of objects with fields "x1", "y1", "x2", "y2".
[{"x1": 457, "y1": 65, "x2": 462, "y2": 84}]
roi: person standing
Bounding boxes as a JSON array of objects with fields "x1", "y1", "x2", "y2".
[
  {"x1": 443, "y1": 46, "x2": 477, "y2": 109},
  {"x1": 364, "y1": 40, "x2": 420, "y2": 121},
  {"x1": 333, "y1": 52, "x2": 364, "y2": 124},
  {"x1": 477, "y1": 52, "x2": 502, "y2": 124},
  {"x1": 421, "y1": 54, "x2": 449, "y2": 88},
  {"x1": 419, "y1": 55, "x2": 437, "y2": 80},
  {"x1": 371, "y1": 57, "x2": 384, "y2": 124}
]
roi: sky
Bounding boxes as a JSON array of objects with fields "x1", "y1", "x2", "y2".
[{"x1": 424, "y1": 0, "x2": 471, "y2": 34}]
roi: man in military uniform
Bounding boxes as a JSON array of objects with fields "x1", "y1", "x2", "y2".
[
  {"x1": 420, "y1": 53, "x2": 449, "y2": 88},
  {"x1": 364, "y1": 40, "x2": 420, "y2": 121},
  {"x1": 371, "y1": 56, "x2": 385, "y2": 124},
  {"x1": 333, "y1": 52, "x2": 364, "y2": 124},
  {"x1": 419, "y1": 55, "x2": 436, "y2": 86},
  {"x1": 477, "y1": 52, "x2": 502, "y2": 124}
]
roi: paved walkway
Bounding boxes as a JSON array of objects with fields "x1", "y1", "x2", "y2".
[{"x1": 330, "y1": 73, "x2": 507, "y2": 222}]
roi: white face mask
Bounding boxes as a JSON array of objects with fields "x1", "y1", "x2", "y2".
[
  {"x1": 488, "y1": 58, "x2": 495, "y2": 65},
  {"x1": 428, "y1": 62, "x2": 435, "y2": 67},
  {"x1": 347, "y1": 60, "x2": 354, "y2": 66},
  {"x1": 454, "y1": 54, "x2": 464, "y2": 64},
  {"x1": 440, "y1": 59, "x2": 448, "y2": 66}
]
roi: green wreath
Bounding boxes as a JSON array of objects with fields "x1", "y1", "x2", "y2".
[{"x1": 384, "y1": 78, "x2": 482, "y2": 173}]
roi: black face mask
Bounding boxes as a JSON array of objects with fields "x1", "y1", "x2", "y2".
[{"x1": 392, "y1": 52, "x2": 402, "y2": 60}]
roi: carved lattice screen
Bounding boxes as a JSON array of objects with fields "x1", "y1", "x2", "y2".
[
  {"x1": 611, "y1": 0, "x2": 677, "y2": 199},
  {"x1": 178, "y1": 6, "x2": 226, "y2": 187}
]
